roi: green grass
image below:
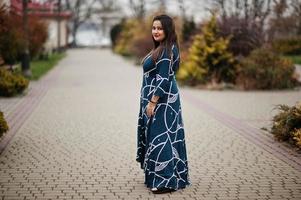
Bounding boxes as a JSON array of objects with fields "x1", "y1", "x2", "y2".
[
  {"x1": 285, "y1": 55, "x2": 301, "y2": 65},
  {"x1": 30, "y1": 53, "x2": 66, "y2": 80},
  {"x1": 14, "y1": 52, "x2": 66, "y2": 80}
]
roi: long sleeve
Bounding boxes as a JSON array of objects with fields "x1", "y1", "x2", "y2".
[{"x1": 153, "y1": 49, "x2": 172, "y2": 98}]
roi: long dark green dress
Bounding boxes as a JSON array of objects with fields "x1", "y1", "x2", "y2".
[{"x1": 136, "y1": 44, "x2": 190, "y2": 190}]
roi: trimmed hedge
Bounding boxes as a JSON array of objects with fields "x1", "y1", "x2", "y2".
[{"x1": 0, "y1": 68, "x2": 29, "y2": 97}]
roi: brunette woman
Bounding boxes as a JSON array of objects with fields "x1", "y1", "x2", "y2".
[{"x1": 136, "y1": 14, "x2": 190, "y2": 194}]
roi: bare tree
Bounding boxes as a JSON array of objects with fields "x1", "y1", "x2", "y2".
[
  {"x1": 233, "y1": 0, "x2": 242, "y2": 17},
  {"x1": 291, "y1": 0, "x2": 301, "y2": 34},
  {"x1": 252, "y1": 0, "x2": 272, "y2": 29},
  {"x1": 64, "y1": 0, "x2": 98, "y2": 46},
  {"x1": 177, "y1": 0, "x2": 186, "y2": 19},
  {"x1": 22, "y1": 0, "x2": 31, "y2": 77},
  {"x1": 268, "y1": 0, "x2": 301, "y2": 38},
  {"x1": 63, "y1": 0, "x2": 119, "y2": 46},
  {"x1": 127, "y1": 0, "x2": 171, "y2": 19},
  {"x1": 156, "y1": 0, "x2": 167, "y2": 12},
  {"x1": 129, "y1": 0, "x2": 146, "y2": 19},
  {"x1": 243, "y1": 0, "x2": 250, "y2": 19},
  {"x1": 272, "y1": 0, "x2": 288, "y2": 18},
  {"x1": 210, "y1": 0, "x2": 272, "y2": 30},
  {"x1": 210, "y1": 0, "x2": 226, "y2": 18}
]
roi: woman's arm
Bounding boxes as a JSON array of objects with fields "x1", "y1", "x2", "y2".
[
  {"x1": 152, "y1": 48, "x2": 172, "y2": 98},
  {"x1": 146, "y1": 49, "x2": 172, "y2": 117}
]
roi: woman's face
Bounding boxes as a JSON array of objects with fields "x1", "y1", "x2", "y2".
[{"x1": 152, "y1": 20, "x2": 165, "y2": 42}]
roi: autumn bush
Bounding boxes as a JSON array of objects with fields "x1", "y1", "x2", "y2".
[
  {"x1": 128, "y1": 17, "x2": 153, "y2": 63},
  {"x1": 0, "y1": 6, "x2": 48, "y2": 65},
  {"x1": 236, "y1": 47, "x2": 299, "y2": 90},
  {"x1": 0, "y1": 8, "x2": 24, "y2": 66},
  {"x1": 272, "y1": 36, "x2": 301, "y2": 55},
  {"x1": 28, "y1": 16, "x2": 48, "y2": 59},
  {"x1": 271, "y1": 102, "x2": 301, "y2": 149},
  {"x1": 114, "y1": 18, "x2": 139, "y2": 57},
  {"x1": 0, "y1": 111, "x2": 8, "y2": 138},
  {"x1": 217, "y1": 16, "x2": 264, "y2": 57},
  {"x1": 0, "y1": 68, "x2": 29, "y2": 97}
]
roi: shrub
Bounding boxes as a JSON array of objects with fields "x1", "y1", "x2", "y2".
[
  {"x1": 110, "y1": 19, "x2": 125, "y2": 49},
  {"x1": 217, "y1": 16, "x2": 264, "y2": 57},
  {"x1": 28, "y1": 17, "x2": 48, "y2": 59},
  {"x1": 0, "y1": 7, "x2": 48, "y2": 64},
  {"x1": 0, "y1": 68, "x2": 29, "y2": 97},
  {"x1": 0, "y1": 111, "x2": 9, "y2": 138},
  {"x1": 0, "y1": 9, "x2": 24, "y2": 65},
  {"x1": 293, "y1": 129, "x2": 301, "y2": 149},
  {"x1": 177, "y1": 34, "x2": 209, "y2": 85},
  {"x1": 272, "y1": 37, "x2": 301, "y2": 55},
  {"x1": 129, "y1": 17, "x2": 153, "y2": 63},
  {"x1": 178, "y1": 15, "x2": 235, "y2": 85},
  {"x1": 236, "y1": 48, "x2": 299, "y2": 90},
  {"x1": 271, "y1": 102, "x2": 301, "y2": 149}
]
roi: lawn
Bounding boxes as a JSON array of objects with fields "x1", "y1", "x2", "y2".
[
  {"x1": 285, "y1": 55, "x2": 301, "y2": 65},
  {"x1": 14, "y1": 52, "x2": 66, "y2": 80},
  {"x1": 29, "y1": 52, "x2": 66, "y2": 80}
]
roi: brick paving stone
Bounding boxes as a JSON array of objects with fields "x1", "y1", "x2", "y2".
[{"x1": 0, "y1": 49, "x2": 300, "y2": 199}]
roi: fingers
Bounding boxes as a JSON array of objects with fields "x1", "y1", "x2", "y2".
[
  {"x1": 146, "y1": 104, "x2": 155, "y2": 118},
  {"x1": 147, "y1": 107, "x2": 151, "y2": 117},
  {"x1": 146, "y1": 105, "x2": 151, "y2": 117},
  {"x1": 151, "y1": 107, "x2": 155, "y2": 116}
]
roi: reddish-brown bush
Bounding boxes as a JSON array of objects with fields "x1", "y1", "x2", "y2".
[
  {"x1": 0, "y1": 8, "x2": 24, "y2": 65},
  {"x1": 217, "y1": 16, "x2": 264, "y2": 57},
  {"x1": 28, "y1": 16, "x2": 48, "y2": 59},
  {"x1": 0, "y1": 6, "x2": 48, "y2": 64}
]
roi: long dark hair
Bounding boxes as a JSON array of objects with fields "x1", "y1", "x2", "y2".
[{"x1": 150, "y1": 15, "x2": 179, "y2": 63}]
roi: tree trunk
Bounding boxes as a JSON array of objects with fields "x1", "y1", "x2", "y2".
[
  {"x1": 71, "y1": 25, "x2": 77, "y2": 47},
  {"x1": 21, "y1": 0, "x2": 31, "y2": 78}
]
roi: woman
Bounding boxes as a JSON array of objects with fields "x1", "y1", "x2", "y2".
[{"x1": 136, "y1": 14, "x2": 190, "y2": 194}]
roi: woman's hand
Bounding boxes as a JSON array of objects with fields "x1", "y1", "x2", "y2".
[{"x1": 146, "y1": 102, "x2": 157, "y2": 117}]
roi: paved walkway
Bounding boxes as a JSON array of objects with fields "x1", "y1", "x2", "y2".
[{"x1": 0, "y1": 49, "x2": 300, "y2": 200}]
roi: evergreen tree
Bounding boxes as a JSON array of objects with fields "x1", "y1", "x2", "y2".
[
  {"x1": 182, "y1": 17, "x2": 196, "y2": 41},
  {"x1": 179, "y1": 15, "x2": 235, "y2": 85},
  {"x1": 177, "y1": 34, "x2": 208, "y2": 85}
]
